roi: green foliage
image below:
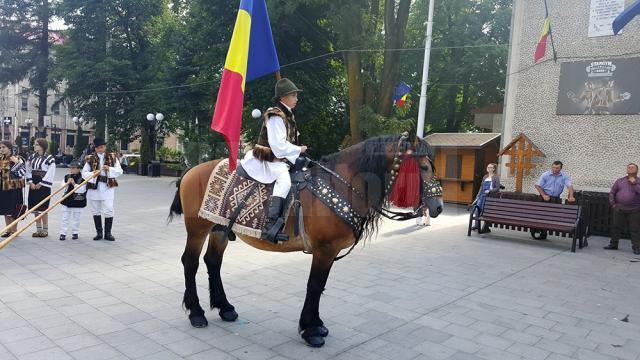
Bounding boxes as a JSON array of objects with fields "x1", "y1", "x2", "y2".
[
  {"x1": 49, "y1": 140, "x2": 58, "y2": 155},
  {"x1": 359, "y1": 106, "x2": 418, "y2": 138},
  {"x1": 157, "y1": 146, "x2": 183, "y2": 162}
]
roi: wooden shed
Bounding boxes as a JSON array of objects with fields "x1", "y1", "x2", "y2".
[{"x1": 425, "y1": 133, "x2": 501, "y2": 204}]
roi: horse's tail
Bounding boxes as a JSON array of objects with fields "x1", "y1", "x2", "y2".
[{"x1": 168, "y1": 166, "x2": 192, "y2": 222}]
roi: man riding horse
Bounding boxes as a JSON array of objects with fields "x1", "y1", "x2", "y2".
[{"x1": 240, "y1": 78, "x2": 307, "y2": 243}]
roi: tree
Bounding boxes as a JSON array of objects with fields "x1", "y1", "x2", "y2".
[
  {"x1": 0, "y1": 0, "x2": 56, "y2": 135},
  {"x1": 56, "y1": 0, "x2": 167, "y2": 164}
]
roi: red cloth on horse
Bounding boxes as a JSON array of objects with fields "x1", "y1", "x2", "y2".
[{"x1": 389, "y1": 157, "x2": 421, "y2": 208}]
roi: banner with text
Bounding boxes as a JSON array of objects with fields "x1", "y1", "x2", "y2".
[{"x1": 557, "y1": 58, "x2": 639, "y2": 115}]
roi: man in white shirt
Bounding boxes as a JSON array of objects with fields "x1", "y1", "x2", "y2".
[
  {"x1": 82, "y1": 138, "x2": 123, "y2": 241},
  {"x1": 240, "y1": 78, "x2": 307, "y2": 243}
]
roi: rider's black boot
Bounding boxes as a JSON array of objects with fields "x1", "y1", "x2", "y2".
[{"x1": 261, "y1": 196, "x2": 289, "y2": 243}]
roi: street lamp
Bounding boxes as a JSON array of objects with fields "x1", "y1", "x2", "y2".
[
  {"x1": 72, "y1": 116, "x2": 84, "y2": 158},
  {"x1": 146, "y1": 112, "x2": 164, "y2": 161},
  {"x1": 2, "y1": 117, "x2": 10, "y2": 141}
]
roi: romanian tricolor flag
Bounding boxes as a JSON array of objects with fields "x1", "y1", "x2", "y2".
[
  {"x1": 393, "y1": 82, "x2": 411, "y2": 108},
  {"x1": 534, "y1": 2, "x2": 551, "y2": 63},
  {"x1": 211, "y1": 0, "x2": 280, "y2": 171}
]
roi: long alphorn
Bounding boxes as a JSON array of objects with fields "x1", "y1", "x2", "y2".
[
  {"x1": 0, "y1": 170, "x2": 101, "y2": 250},
  {"x1": 0, "y1": 180, "x2": 69, "y2": 235}
]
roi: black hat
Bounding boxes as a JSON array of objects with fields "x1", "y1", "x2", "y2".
[
  {"x1": 272, "y1": 78, "x2": 302, "y2": 102},
  {"x1": 93, "y1": 138, "x2": 106, "y2": 147},
  {"x1": 69, "y1": 161, "x2": 82, "y2": 168}
]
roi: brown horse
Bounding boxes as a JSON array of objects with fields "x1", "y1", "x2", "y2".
[{"x1": 169, "y1": 133, "x2": 443, "y2": 347}]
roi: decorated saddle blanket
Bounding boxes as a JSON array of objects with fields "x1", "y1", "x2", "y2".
[{"x1": 198, "y1": 159, "x2": 290, "y2": 238}]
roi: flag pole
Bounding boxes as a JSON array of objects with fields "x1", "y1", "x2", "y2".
[
  {"x1": 416, "y1": 0, "x2": 435, "y2": 139},
  {"x1": 543, "y1": 0, "x2": 557, "y2": 62}
]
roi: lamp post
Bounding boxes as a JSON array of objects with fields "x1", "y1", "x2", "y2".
[
  {"x1": 24, "y1": 118, "x2": 33, "y2": 153},
  {"x1": 2, "y1": 117, "x2": 10, "y2": 141},
  {"x1": 72, "y1": 116, "x2": 84, "y2": 159},
  {"x1": 146, "y1": 112, "x2": 164, "y2": 161}
]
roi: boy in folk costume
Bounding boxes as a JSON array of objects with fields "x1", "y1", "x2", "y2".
[
  {"x1": 26, "y1": 138, "x2": 56, "y2": 237},
  {"x1": 82, "y1": 138, "x2": 123, "y2": 241},
  {"x1": 59, "y1": 162, "x2": 87, "y2": 241},
  {"x1": 240, "y1": 78, "x2": 307, "y2": 243}
]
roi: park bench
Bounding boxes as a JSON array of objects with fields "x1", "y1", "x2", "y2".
[{"x1": 468, "y1": 197, "x2": 587, "y2": 252}]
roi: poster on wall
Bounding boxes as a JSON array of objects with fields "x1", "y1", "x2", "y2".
[
  {"x1": 589, "y1": 0, "x2": 625, "y2": 37},
  {"x1": 557, "y1": 58, "x2": 639, "y2": 115}
]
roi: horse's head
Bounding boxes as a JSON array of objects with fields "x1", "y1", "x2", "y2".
[{"x1": 389, "y1": 132, "x2": 444, "y2": 218}]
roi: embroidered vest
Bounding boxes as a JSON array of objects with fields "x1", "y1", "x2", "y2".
[
  {"x1": 253, "y1": 103, "x2": 299, "y2": 162},
  {"x1": 0, "y1": 156, "x2": 25, "y2": 191},
  {"x1": 86, "y1": 153, "x2": 119, "y2": 189}
]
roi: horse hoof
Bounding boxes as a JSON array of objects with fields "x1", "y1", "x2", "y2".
[
  {"x1": 189, "y1": 315, "x2": 208, "y2": 328},
  {"x1": 317, "y1": 325, "x2": 329, "y2": 337},
  {"x1": 302, "y1": 335, "x2": 325, "y2": 348},
  {"x1": 219, "y1": 308, "x2": 238, "y2": 322},
  {"x1": 300, "y1": 326, "x2": 327, "y2": 347}
]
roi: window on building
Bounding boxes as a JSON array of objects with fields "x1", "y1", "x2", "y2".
[
  {"x1": 52, "y1": 101, "x2": 60, "y2": 115},
  {"x1": 445, "y1": 154, "x2": 463, "y2": 179},
  {"x1": 120, "y1": 141, "x2": 129, "y2": 151},
  {"x1": 21, "y1": 92, "x2": 28, "y2": 111},
  {"x1": 66, "y1": 134, "x2": 75, "y2": 147}
]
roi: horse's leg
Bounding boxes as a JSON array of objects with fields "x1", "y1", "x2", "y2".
[
  {"x1": 181, "y1": 218, "x2": 210, "y2": 328},
  {"x1": 203, "y1": 228, "x2": 238, "y2": 322},
  {"x1": 299, "y1": 249, "x2": 338, "y2": 348}
]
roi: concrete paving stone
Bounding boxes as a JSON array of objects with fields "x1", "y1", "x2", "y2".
[
  {"x1": 230, "y1": 344, "x2": 278, "y2": 360},
  {"x1": 594, "y1": 343, "x2": 638, "y2": 360},
  {"x1": 17, "y1": 346, "x2": 73, "y2": 360},
  {"x1": 442, "y1": 324, "x2": 480, "y2": 340},
  {"x1": 146, "y1": 327, "x2": 192, "y2": 345},
  {"x1": 164, "y1": 337, "x2": 212, "y2": 357},
  {"x1": 413, "y1": 340, "x2": 458, "y2": 360},
  {"x1": 556, "y1": 334, "x2": 598, "y2": 351},
  {"x1": 54, "y1": 333, "x2": 103, "y2": 352},
  {"x1": 445, "y1": 352, "x2": 485, "y2": 360},
  {"x1": 40, "y1": 323, "x2": 87, "y2": 341},
  {"x1": 186, "y1": 347, "x2": 239, "y2": 360},
  {"x1": 474, "y1": 346, "x2": 523, "y2": 360},
  {"x1": 535, "y1": 338, "x2": 578, "y2": 357},
  {"x1": 474, "y1": 333, "x2": 514, "y2": 351},
  {"x1": 524, "y1": 325, "x2": 563, "y2": 340},
  {"x1": 207, "y1": 333, "x2": 252, "y2": 352},
  {"x1": 505, "y1": 343, "x2": 550, "y2": 360},
  {"x1": 468, "y1": 321, "x2": 508, "y2": 336},
  {"x1": 441, "y1": 337, "x2": 482, "y2": 354},
  {"x1": 4, "y1": 335, "x2": 56, "y2": 356},
  {"x1": 99, "y1": 328, "x2": 148, "y2": 347},
  {"x1": 0, "y1": 325, "x2": 43, "y2": 343},
  {"x1": 414, "y1": 315, "x2": 452, "y2": 330},
  {"x1": 69, "y1": 343, "x2": 123, "y2": 360},
  {"x1": 574, "y1": 348, "x2": 619, "y2": 360},
  {"x1": 137, "y1": 350, "x2": 184, "y2": 360},
  {"x1": 117, "y1": 338, "x2": 167, "y2": 359}
]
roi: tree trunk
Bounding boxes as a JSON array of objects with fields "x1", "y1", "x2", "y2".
[
  {"x1": 445, "y1": 85, "x2": 458, "y2": 132},
  {"x1": 377, "y1": 0, "x2": 411, "y2": 117},
  {"x1": 35, "y1": 0, "x2": 50, "y2": 137},
  {"x1": 346, "y1": 51, "x2": 364, "y2": 143}
]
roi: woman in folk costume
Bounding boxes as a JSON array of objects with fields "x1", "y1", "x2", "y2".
[
  {"x1": 26, "y1": 138, "x2": 56, "y2": 237},
  {"x1": 0, "y1": 141, "x2": 26, "y2": 238},
  {"x1": 240, "y1": 78, "x2": 307, "y2": 243},
  {"x1": 82, "y1": 138, "x2": 123, "y2": 241}
]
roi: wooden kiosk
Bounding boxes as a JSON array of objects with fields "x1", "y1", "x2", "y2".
[{"x1": 425, "y1": 133, "x2": 501, "y2": 204}]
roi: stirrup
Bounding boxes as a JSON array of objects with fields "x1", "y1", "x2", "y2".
[{"x1": 261, "y1": 218, "x2": 289, "y2": 243}]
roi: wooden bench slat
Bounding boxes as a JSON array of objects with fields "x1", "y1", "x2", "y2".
[
  {"x1": 486, "y1": 197, "x2": 580, "y2": 210},
  {"x1": 486, "y1": 202, "x2": 579, "y2": 216},
  {"x1": 480, "y1": 217, "x2": 575, "y2": 232},
  {"x1": 482, "y1": 208, "x2": 578, "y2": 224}
]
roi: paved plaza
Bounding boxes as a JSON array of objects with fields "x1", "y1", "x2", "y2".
[{"x1": 1, "y1": 173, "x2": 639, "y2": 360}]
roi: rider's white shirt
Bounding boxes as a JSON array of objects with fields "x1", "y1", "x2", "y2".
[{"x1": 240, "y1": 113, "x2": 302, "y2": 184}]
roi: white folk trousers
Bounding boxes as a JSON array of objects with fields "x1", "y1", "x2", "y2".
[
  {"x1": 90, "y1": 199, "x2": 114, "y2": 218},
  {"x1": 60, "y1": 206, "x2": 83, "y2": 235}
]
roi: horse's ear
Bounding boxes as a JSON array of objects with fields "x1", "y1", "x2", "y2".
[{"x1": 407, "y1": 131, "x2": 419, "y2": 147}]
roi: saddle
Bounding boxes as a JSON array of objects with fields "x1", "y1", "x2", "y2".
[{"x1": 198, "y1": 157, "x2": 364, "y2": 250}]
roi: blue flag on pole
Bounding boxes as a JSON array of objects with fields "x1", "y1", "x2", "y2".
[{"x1": 613, "y1": 0, "x2": 640, "y2": 35}]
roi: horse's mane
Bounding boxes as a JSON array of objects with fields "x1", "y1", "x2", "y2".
[{"x1": 315, "y1": 134, "x2": 404, "y2": 242}]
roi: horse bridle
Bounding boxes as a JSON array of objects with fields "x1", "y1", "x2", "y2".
[
  {"x1": 313, "y1": 132, "x2": 443, "y2": 221},
  {"x1": 375, "y1": 132, "x2": 443, "y2": 221}
]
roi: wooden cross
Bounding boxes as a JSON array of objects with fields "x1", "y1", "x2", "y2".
[{"x1": 498, "y1": 133, "x2": 546, "y2": 193}]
